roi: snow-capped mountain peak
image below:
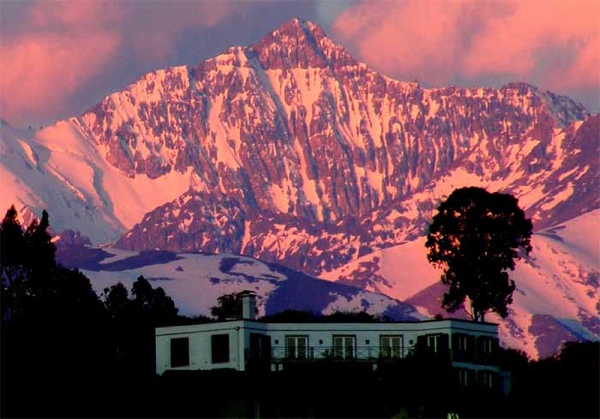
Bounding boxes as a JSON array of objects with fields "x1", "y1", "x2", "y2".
[{"x1": 1, "y1": 19, "x2": 597, "y2": 359}]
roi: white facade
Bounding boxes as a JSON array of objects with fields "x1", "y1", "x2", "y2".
[{"x1": 155, "y1": 318, "x2": 499, "y2": 376}]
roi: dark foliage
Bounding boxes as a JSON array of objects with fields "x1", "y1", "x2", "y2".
[
  {"x1": 1, "y1": 206, "x2": 111, "y2": 418},
  {"x1": 0, "y1": 206, "x2": 190, "y2": 418},
  {"x1": 260, "y1": 309, "x2": 321, "y2": 322},
  {"x1": 426, "y1": 187, "x2": 532, "y2": 321},
  {"x1": 494, "y1": 341, "x2": 600, "y2": 418},
  {"x1": 260, "y1": 309, "x2": 388, "y2": 323},
  {"x1": 210, "y1": 291, "x2": 259, "y2": 320},
  {"x1": 102, "y1": 275, "x2": 180, "y2": 376},
  {"x1": 210, "y1": 292, "x2": 244, "y2": 320},
  {"x1": 321, "y1": 310, "x2": 381, "y2": 323},
  {"x1": 1, "y1": 205, "x2": 595, "y2": 418}
]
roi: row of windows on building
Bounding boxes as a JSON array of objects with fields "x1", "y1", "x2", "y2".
[
  {"x1": 279, "y1": 334, "x2": 496, "y2": 360},
  {"x1": 170, "y1": 334, "x2": 406, "y2": 367},
  {"x1": 171, "y1": 334, "x2": 230, "y2": 368},
  {"x1": 456, "y1": 367, "x2": 497, "y2": 390},
  {"x1": 170, "y1": 332, "x2": 497, "y2": 368},
  {"x1": 283, "y1": 335, "x2": 405, "y2": 359}
]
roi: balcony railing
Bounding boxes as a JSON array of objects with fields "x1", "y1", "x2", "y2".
[{"x1": 270, "y1": 345, "x2": 413, "y2": 362}]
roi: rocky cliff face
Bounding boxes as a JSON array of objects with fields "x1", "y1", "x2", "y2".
[
  {"x1": 4, "y1": 18, "x2": 597, "y2": 359},
  {"x1": 86, "y1": 19, "x2": 594, "y2": 278}
]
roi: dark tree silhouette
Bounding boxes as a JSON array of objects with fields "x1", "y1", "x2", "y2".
[
  {"x1": 102, "y1": 276, "x2": 179, "y2": 376},
  {"x1": 131, "y1": 275, "x2": 179, "y2": 326},
  {"x1": 103, "y1": 276, "x2": 179, "y2": 325},
  {"x1": 0, "y1": 206, "x2": 25, "y2": 271},
  {"x1": 1, "y1": 206, "x2": 111, "y2": 418},
  {"x1": 104, "y1": 282, "x2": 131, "y2": 320},
  {"x1": 322, "y1": 311, "x2": 380, "y2": 323},
  {"x1": 1, "y1": 206, "x2": 195, "y2": 417},
  {"x1": 211, "y1": 292, "x2": 243, "y2": 320},
  {"x1": 24, "y1": 209, "x2": 56, "y2": 273},
  {"x1": 1, "y1": 206, "x2": 60, "y2": 321},
  {"x1": 1, "y1": 206, "x2": 27, "y2": 320},
  {"x1": 425, "y1": 187, "x2": 532, "y2": 322},
  {"x1": 260, "y1": 309, "x2": 320, "y2": 323}
]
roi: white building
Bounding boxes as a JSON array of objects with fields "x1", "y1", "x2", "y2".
[{"x1": 156, "y1": 292, "x2": 501, "y2": 390}]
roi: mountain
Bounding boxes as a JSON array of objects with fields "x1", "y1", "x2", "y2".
[
  {"x1": 0, "y1": 117, "x2": 190, "y2": 244},
  {"x1": 109, "y1": 19, "x2": 594, "y2": 270},
  {"x1": 56, "y1": 245, "x2": 419, "y2": 322},
  {"x1": 1, "y1": 18, "x2": 597, "y2": 358},
  {"x1": 322, "y1": 210, "x2": 600, "y2": 359},
  {"x1": 54, "y1": 211, "x2": 598, "y2": 360}
]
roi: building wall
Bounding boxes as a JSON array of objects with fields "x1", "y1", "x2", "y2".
[
  {"x1": 156, "y1": 321, "x2": 263, "y2": 374},
  {"x1": 266, "y1": 323, "x2": 420, "y2": 360},
  {"x1": 155, "y1": 319, "x2": 498, "y2": 375}
]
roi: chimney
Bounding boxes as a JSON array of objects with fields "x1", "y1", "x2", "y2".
[{"x1": 239, "y1": 290, "x2": 256, "y2": 320}]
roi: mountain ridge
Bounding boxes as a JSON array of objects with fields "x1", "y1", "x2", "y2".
[{"x1": 1, "y1": 18, "x2": 597, "y2": 359}]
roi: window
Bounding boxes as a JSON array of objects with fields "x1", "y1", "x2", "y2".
[
  {"x1": 380, "y1": 335, "x2": 403, "y2": 359},
  {"x1": 457, "y1": 368, "x2": 472, "y2": 387},
  {"x1": 477, "y1": 336, "x2": 497, "y2": 362},
  {"x1": 170, "y1": 337, "x2": 189, "y2": 368},
  {"x1": 481, "y1": 338, "x2": 493, "y2": 354},
  {"x1": 211, "y1": 334, "x2": 230, "y2": 363},
  {"x1": 250, "y1": 333, "x2": 271, "y2": 360},
  {"x1": 453, "y1": 333, "x2": 475, "y2": 362},
  {"x1": 333, "y1": 336, "x2": 355, "y2": 359},
  {"x1": 479, "y1": 370, "x2": 495, "y2": 389},
  {"x1": 427, "y1": 334, "x2": 441, "y2": 353},
  {"x1": 286, "y1": 336, "x2": 308, "y2": 359},
  {"x1": 418, "y1": 333, "x2": 448, "y2": 356},
  {"x1": 457, "y1": 335, "x2": 468, "y2": 352}
]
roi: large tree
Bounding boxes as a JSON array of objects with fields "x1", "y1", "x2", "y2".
[
  {"x1": 102, "y1": 276, "x2": 179, "y2": 375},
  {"x1": 1, "y1": 206, "x2": 27, "y2": 321},
  {"x1": 425, "y1": 187, "x2": 532, "y2": 322},
  {"x1": 1, "y1": 206, "x2": 112, "y2": 418},
  {"x1": 1, "y1": 206, "x2": 58, "y2": 321}
]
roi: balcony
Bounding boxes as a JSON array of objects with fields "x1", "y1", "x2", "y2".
[{"x1": 269, "y1": 345, "x2": 412, "y2": 362}]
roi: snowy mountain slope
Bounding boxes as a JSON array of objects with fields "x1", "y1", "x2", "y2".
[
  {"x1": 2, "y1": 18, "x2": 593, "y2": 253},
  {"x1": 0, "y1": 118, "x2": 191, "y2": 242},
  {"x1": 103, "y1": 18, "x2": 595, "y2": 275},
  {"x1": 56, "y1": 246, "x2": 419, "y2": 321},
  {"x1": 193, "y1": 113, "x2": 598, "y2": 277},
  {"x1": 322, "y1": 210, "x2": 600, "y2": 358},
  {"x1": 1, "y1": 18, "x2": 597, "y2": 359},
  {"x1": 320, "y1": 236, "x2": 440, "y2": 301}
]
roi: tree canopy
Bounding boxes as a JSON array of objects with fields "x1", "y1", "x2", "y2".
[
  {"x1": 1, "y1": 206, "x2": 67, "y2": 321},
  {"x1": 211, "y1": 292, "x2": 244, "y2": 320},
  {"x1": 425, "y1": 187, "x2": 532, "y2": 322},
  {"x1": 1, "y1": 205, "x2": 190, "y2": 417},
  {"x1": 210, "y1": 292, "x2": 259, "y2": 321}
]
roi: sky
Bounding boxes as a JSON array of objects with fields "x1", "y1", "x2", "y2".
[{"x1": 0, "y1": 0, "x2": 598, "y2": 127}]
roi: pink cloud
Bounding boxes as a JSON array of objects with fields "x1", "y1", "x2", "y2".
[
  {"x1": 0, "y1": 0, "x2": 241, "y2": 125},
  {"x1": 0, "y1": 1, "x2": 125, "y2": 124},
  {"x1": 463, "y1": 0, "x2": 599, "y2": 89},
  {"x1": 26, "y1": 0, "x2": 126, "y2": 27},
  {"x1": 332, "y1": 0, "x2": 599, "y2": 107},
  {"x1": 123, "y1": 1, "x2": 242, "y2": 62}
]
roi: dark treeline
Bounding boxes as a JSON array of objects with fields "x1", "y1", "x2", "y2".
[
  {"x1": 211, "y1": 292, "x2": 388, "y2": 323},
  {"x1": 1, "y1": 206, "x2": 598, "y2": 418},
  {"x1": 496, "y1": 341, "x2": 599, "y2": 419},
  {"x1": 0, "y1": 206, "x2": 208, "y2": 418}
]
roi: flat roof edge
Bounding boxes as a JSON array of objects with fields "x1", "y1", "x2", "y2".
[{"x1": 155, "y1": 317, "x2": 499, "y2": 333}]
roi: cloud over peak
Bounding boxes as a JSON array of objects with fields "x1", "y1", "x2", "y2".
[
  {"x1": 0, "y1": 0, "x2": 597, "y2": 126},
  {"x1": 331, "y1": 0, "x2": 599, "y2": 109},
  {"x1": 0, "y1": 0, "x2": 240, "y2": 125}
]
